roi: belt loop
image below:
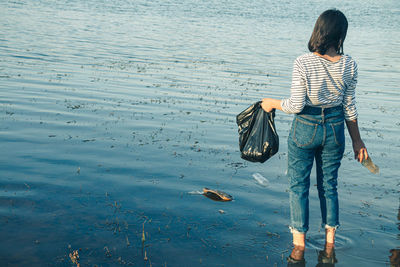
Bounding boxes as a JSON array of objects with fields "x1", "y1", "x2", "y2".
[{"x1": 321, "y1": 107, "x2": 325, "y2": 123}]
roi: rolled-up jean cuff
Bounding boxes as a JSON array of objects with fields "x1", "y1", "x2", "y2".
[
  {"x1": 322, "y1": 224, "x2": 339, "y2": 230},
  {"x1": 289, "y1": 226, "x2": 307, "y2": 234}
]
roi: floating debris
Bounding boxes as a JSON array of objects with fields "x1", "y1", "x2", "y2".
[
  {"x1": 390, "y1": 249, "x2": 400, "y2": 266},
  {"x1": 69, "y1": 250, "x2": 80, "y2": 267},
  {"x1": 104, "y1": 246, "x2": 112, "y2": 258},
  {"x1": 82, "y1": 139, "x2": 96, "y2": 142},
  {"x1": 218, "y1": 209, "x2": 225, "y2": 214},
  {"x1": 252, "y1": 173, "x2": 269, "y2": 187},
  {"x1": 361, "y1": 157, "x2": 379, "y2": 174},
  {"x1": 202, "y1": 188, "x2": 233, "y2": 202}
]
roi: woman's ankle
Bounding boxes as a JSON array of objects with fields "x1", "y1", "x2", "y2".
[
  {"x1": 293, "y1": 232, "x2": 306, "y2": 247},
  {"x1": 325, "y1": 227, "x2": 336, "y2": 244}
]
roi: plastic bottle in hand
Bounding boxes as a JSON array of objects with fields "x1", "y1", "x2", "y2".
[{"x1": 361, "y1": 157, "x2": 379, "y2": 174}]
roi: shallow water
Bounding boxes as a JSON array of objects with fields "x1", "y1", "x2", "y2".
[{"x1": 1, "y1": 0, "x2": 399, "y2": 266}]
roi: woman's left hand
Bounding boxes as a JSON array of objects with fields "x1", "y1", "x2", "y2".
[{"x1": 261, "y1": 98, "x2": 275, "y2": 112}]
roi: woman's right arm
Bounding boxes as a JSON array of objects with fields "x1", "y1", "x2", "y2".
[
  {"x1": 345, "y1": 119, "x2": 368, "y2": 162},
  {"x1": 261, "y1": 59, "x2": 306, "y2": 113}
]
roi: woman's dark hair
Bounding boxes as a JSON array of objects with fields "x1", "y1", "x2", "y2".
[{"x1": 308, "y1": 9, "x2": 348, "y2": 55}]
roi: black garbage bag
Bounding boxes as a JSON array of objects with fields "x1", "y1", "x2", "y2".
[{"x1": 236, "y1": 101, "x2": 279, "y2": 163}]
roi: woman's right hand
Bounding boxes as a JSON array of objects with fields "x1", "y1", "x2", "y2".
[
  {"x1": 352, "y1": 139, "x2": 368, "y2": 162},
  {"x1": 345, "y1": 119, "x2": 368, "y2": 163},
  {"x1": 261, "y1": 98, "x2": 274, "y2": 112},
  {"x1": 261, "y1": 98, "x2": 283, "y2": 112}
]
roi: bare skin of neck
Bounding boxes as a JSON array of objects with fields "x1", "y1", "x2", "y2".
[{"x1": 314, "y1": 47, "x2": 342, "y2": 62}]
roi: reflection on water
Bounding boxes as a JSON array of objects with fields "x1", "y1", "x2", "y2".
[{"x1": 0, "y1": 0, "x2": 399, "y2": 266}]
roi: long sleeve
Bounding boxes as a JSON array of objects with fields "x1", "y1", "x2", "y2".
[
  {"x1": 342, "y1": 61, "x2": 358, "y2": 121},
  {"x1": 281, "y1": 59, "x2": 307, "y2": 114}
]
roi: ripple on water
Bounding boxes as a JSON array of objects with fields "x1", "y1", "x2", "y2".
[
  {"x1": 307, "y1": 228, "x2": 398, "y2": 265},
  {"x1": 1, "y1": 0, "x2": 399, "y2": 266},
  {"x1": 307, "y1": 232, "x2": 354, "y2": 250}
]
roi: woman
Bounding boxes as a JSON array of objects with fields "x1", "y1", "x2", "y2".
[{"x1": 261, "y1": 9, "x2": 368, "y2": 264}]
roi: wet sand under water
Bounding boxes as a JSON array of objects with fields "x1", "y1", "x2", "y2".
[{"x1": 0, "y1": 0, "x2": 399, "y2": 266}]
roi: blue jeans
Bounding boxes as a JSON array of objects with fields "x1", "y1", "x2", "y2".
[{"x1": 287, "y1": 105, "x2": 345, "y2": 233}]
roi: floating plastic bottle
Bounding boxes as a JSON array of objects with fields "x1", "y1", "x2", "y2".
[{"x1": 252, "y1": 173, "x2": 269, "y2": 187}]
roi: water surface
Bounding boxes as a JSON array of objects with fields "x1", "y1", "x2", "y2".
[{"x1": 1, "y1": 0, "x2": 399, "y2": 266}]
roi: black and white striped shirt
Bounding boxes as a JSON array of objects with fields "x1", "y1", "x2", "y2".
[{"x1": 281, "y1": 53, "x2": 358, "y2": 121}]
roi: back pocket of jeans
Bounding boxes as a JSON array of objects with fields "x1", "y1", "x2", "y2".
[
  {"x1": 330, "y1": 121, "x2": 345, "y2": 146},
  {"x1": 293, "y1": 118, "x2": 318, "y2": 147}
]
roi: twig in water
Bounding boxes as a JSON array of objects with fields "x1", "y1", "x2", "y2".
[
  {"x1": 142, "y1": 221, "x2": 146, "y2": 243},
  {"x1": 104, "y1": 246, "x2": 112, "y2": 258}
]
